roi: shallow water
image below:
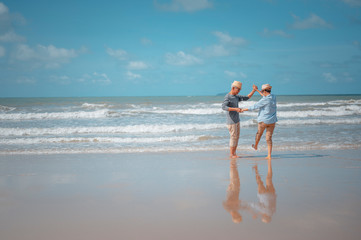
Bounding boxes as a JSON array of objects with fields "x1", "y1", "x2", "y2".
[{"x1": 0, "y1": 95, "x2": 360, "y2": 154}]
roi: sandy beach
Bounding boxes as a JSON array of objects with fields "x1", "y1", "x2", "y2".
[
  {"x1": 1, "y1": 149, "x2": 360, "y2": 240},
  {"x1": 1, "y1": 0, "x2": 361, "y2": 238}
]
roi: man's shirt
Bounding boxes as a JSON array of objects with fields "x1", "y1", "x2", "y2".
[{"x1": 222, "y1": 93, "x2": 249, "y2": 124}]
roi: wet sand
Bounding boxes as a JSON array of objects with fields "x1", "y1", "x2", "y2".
[{"x1": 1, "y1": 149, "x2": 361, "y2": 240}]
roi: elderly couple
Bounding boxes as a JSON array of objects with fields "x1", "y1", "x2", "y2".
[{"x1": 222, "y1": 81, "x2": 277, "y2": 159}]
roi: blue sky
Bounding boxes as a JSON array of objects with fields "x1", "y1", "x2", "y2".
[{"x1": 0, "y1": 0, "x2": 360, "y2": 97}]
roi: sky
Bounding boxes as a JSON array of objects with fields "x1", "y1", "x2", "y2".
[{"x1": 0, "y1": 0, "x2": 360, "y2": 97}]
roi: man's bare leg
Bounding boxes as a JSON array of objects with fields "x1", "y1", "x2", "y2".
[{"x1": 230, "y1": 147, "x2": 239, "y2": 158}]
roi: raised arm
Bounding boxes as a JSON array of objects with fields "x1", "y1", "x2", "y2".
[
  {"x1": 252, "y1": 84, "x2": 264, "y2": 97},
  {"x1": 247, "y1": 85, "x2": 257, "y2": 99},
  {"x1": 248, "y1": 84, "x2": 265, "y2": 98},
  {"x1": 255, "y1": 88, "x2": 264, "y2": 97}
]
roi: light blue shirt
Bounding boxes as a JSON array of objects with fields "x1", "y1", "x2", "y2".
[{"x1": 248, "y1": 94, "x2": 278, "y2": 124}]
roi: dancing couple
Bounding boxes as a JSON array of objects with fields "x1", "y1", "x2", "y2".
[{"x1": 222, "y1": 81, "x2": 277, "y2": 159}]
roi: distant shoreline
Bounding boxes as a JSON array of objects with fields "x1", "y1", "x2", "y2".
[{"x1": 1, "y1": 93, "x2": 361, "y2": 99}]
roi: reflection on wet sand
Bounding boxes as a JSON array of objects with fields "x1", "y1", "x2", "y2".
[
  {"x1": 223, "y1": 159, "x2": 277, "y2": 223},
  {"x1": 222, "y1": 159, "x2": 243, "y2": 223},
  {"x1": 251, "y1": 159, "x2": 276, "y2": 223}
]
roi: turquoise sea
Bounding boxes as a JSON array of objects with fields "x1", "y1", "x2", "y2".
[{"x1": 0, "y1": 95, "x2": 360, "y2": 154}]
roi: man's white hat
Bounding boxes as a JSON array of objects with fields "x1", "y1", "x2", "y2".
[{"x1": 232, "y1": 81, "x2": 242, "y2": 89}]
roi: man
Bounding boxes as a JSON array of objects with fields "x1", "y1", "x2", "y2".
[
  {"x1": 222, "y1": 81, "x2": 257, "y2": 158},
  {"x1": 241, "y1": 84, "x2": 277, "y2": 159}
]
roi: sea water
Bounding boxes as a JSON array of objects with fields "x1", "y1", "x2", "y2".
[{"x1": 0, "y1": 95, "x2": 360, "y2": 154}]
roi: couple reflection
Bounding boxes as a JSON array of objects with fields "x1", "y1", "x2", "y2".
[{"x1": 223, "y1": 159, "x2": 276, "y2": 223}]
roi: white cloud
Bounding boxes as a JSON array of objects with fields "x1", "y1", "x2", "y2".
[
  {"x1": 141, "y1": 38, "x2": 153, "y2": 45},
  {"x1": 353, "y1": 40, "x2": 361, "y2": 50},
  {"x1": 76, "y1": 72, "x2": 111, "y2": 85},
  {"x1": 224, "y1": 70, "x2": 247, "y2": 78},
  {"x1": 224, "y1": 70, "x2": 237, "y2": 77},
  {"x1": 213, "y1": 31, "x2": 247, "y2": 46},
  {"x1": 13, "y1": 44, "x2": 34, "y2": 60},
  {"x1": 106, "y1": 47, "x2": 128, "y2": 60},
  {"x1": 0, "y1": 45, "x2": 5, "y2": 57},
  {"x1": 195, "y1": 31, "x2": 247, "y2": 58},
  {"x1": 323, "y1": 72, "x2": 355, "y2": 83},
  {"x1": 0, "y1": 2, "x2": 26, "y2": 31},
  {"x1": 196, "y1": 44, "x2": 230, "y2": 57},
  {"x1": 16, "y1": 76, "x2": 36, "y2": 84},
  {"x1": 126, "y1": 71, "x2": 142, "y2": 79},
  {"x1": 127, "y1": 61, "x2": 149, "y2": 70},
  {"x1": 0, "y1": 31, "x2": 25, "y2": 42},
  {"x1": 155, "y1": 0, "x2": 213, "y2": 12},
  {"x1": 50, "y1": 75, "x2": 71, "y2": 85},
  {"x1": 290, "y1": 13, "x2": 333, "y2": 29},
  {"x1": 93, "y1": 72, "x2": 111, "y2": 85},
  {"x1": 262, "y1": 28, "x2": 292, "y2": 38},
  {"x1": 342, "y1": 72, "x2": 354, "y2": 82},
  {"x1": 12, "y1": 44, "x2": 81, "y2": 69},
  {"x1": 165, "y1": 51, "x2": 202, "y2": 66},
  {"x1": 45, "y1": 45, "x2": 77, "y2": 59},
  {"x1": 14, "y1": 44, "x2": 77, "y2": 60},
  {"x1": 323, "y1": 72, "x2": 337, "y2": 83},
  {"x1": 239, "y1": 72, "x2": 247, "y2": 79},
  {"x1": 0, "y1": 2, "x2": 9, "y2": 15},
  {"x1": 342, "y1": 0, "x2": 361, "y2": 7}
]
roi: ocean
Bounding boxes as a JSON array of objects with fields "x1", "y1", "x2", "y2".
[{"x1": 0, "y1": 95, "x2": 360, "y2": 154}]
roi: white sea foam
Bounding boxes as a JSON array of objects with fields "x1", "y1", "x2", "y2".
[
  {"x1": 81, "y1": 103, "x2": 110, "y2": 109},
  {"x1": 277, "y1": 99, "x2": 361, "y2": 108},
  {"x1": 0, "y1": 135, "x2": 213, "y2": 145},
  {"x1": 0, "y1": 123, "x2": 227, "y2": 137},
  {"x1": 278, "y1": 118, "x2": 361, "y2": 126},
  {"x1": 240, "y1": 105, "x2": 361, "y2": 118},
  {"x1": 2, "y1": 102, "x2": 359, "y2": 120},
  {"x1": 150, "y1": 108, "x2": 222, "y2": 115},
  {"x1": 1, "y1": 117, "x2": 359, "y2": 138},
  {"x1": 277, "y1": 102, "x2": 327, "y2": 108},
  {"x1": 328, "y1": 99, "x2": 361, "y2": 105},
  {"x1": 0, "y1": 146, "x2": 225, "y2": 155},
  {"x1": 0, "y1": 105, "x2": 16, "y2": 112},
  {"x1": 0, "y1": 109, "x2": 110, "y2": 120},
  {"x1": 277, "y1": 105, "x2": 361, "y2": 118},
  {"x1": 1, "y1": 142, "x2": 360, "y2": 155}
]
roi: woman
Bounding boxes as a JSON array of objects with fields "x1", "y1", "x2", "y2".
[{"x1": 242, "y1": 84, "x2": 277, "y2": 159}]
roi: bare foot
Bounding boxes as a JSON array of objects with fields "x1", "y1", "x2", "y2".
[
  {"x1": 265, "y1": 155, "x2": 272, "y2": 160},
  {"x1": 230, "y1": 154, "x2": 239, "y2": 158},
  {"x1": 252, "y1": 144, "x2": 258, "y2": 150}
]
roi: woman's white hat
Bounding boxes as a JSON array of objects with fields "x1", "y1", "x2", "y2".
[{"x1": 261, "y1": 84, "x2": 272, "y2": 90}]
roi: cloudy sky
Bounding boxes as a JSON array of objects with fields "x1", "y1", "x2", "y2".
[{"x1": 0, "y1": 0, "x2": 360, "y2": 97}]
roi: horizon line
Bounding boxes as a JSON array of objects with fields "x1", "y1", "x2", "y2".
[{"x1": 1, "y1": 93, "x2": 361, "y2": 98}]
